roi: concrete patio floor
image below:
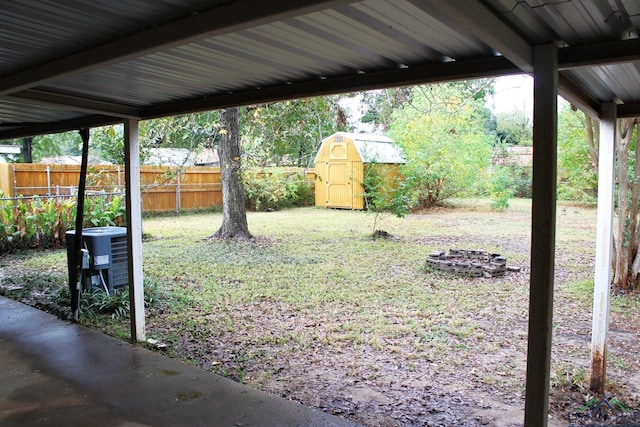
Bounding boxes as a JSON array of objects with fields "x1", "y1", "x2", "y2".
[{"x1": 0, "y1": 296, "x2": 359, "y2": 427}]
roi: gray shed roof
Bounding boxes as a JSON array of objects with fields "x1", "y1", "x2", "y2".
[
  {"x1": 1, "y1": 1, "x2": 640, "y2": 140},
  {"x1": 328, "y1": 132, "x2": 405, "y2": 164}
]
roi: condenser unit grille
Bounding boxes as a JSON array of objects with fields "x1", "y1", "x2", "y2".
[{"x1": 110, "y1": 235, "x2": 129, "y2": 288}]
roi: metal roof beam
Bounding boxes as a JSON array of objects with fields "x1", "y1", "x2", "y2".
[
  {"x1": 7, "y1": 90, "x2": 142, "y2": 119},
  {"x1": 558, "y1": 73, "x2": 601, "y2": 119},
  {"x1": 0, "y1": 115, "x2": 122, "y2": 140},
  {"x1": 558, "y1": 39, "x2": 640, "y2": 69},
  {"x1": 143, "y1": 56, "x2": 522, "y2": 119},
  {"x1": 415, "y1": 0, "x2": 533, "y2": 72},
  {"x1": 0, "y1": 0, "x2": 358, "y2": 96},
  {"x1": 617, "y1": 103, "x2": 640, "y2": 118}
]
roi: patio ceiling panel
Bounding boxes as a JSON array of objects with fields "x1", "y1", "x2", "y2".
[
  {"x1": 0, "y1": 98, "x2": 85, "y2": 126},
  {"x1": 589, "y1": 62, "x2": 640, "y2": 102},
  {"x1": 532, "y1": 0, "x2": 623, "y2": 43},
  {"x1": 413, "y1": 0, "x2": 532, "y2": 71},
  {"x1": 0, "y1": 1, "x2": 358, "y2": 97},
  {"x1": 335, "y1": 2, "x2": 448, "y2": 63},
  {"x1": 0, "y1": 0, "x2": 222, "y2": 75},
  {"x1": 487, "y1": 0, "x2": 557, "y2": 44},
  {"x1": 487, "y1": 0, "x2": 639, "y2": 44},
  {"x1": 562, "y1": 61, "x2": 640, "y2": 106}
]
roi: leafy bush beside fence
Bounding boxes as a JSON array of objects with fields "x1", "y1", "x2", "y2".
[
  {"x1": 243, "y1": 169, "x2": 314, "y2": 212},
  {"x1": 0, "y1": 192, "x2": 126, "y2": 253}
]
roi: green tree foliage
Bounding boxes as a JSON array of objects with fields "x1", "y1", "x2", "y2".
[
  {"x1": 18, "y1": 131, "x2": 82, "y2": 163},
  {"x1": 91, "y1": 125, "x2": 124, "y2": 164},
  {"x1": 241, "y1": 96, "x2": 348, "y2": 167},
  {"x1": 557, "y1": 103, "x2": 598, "y2": 202},
  {"x1": 495, "y1": 110, "x2": 532, "y2": 146},
  {"x1": 359, "y1": 88, "x2": 413, "y2": 132},
  {"x1": 490, "y1": 143, "x2": 532, "y2": 199},
  {"x1": 91, "y1": 113, "x2": 220, "y2": 165},
  {"x1": 389, "y1": 82, "x2": 495, "y2": 208},
  {"x1": 141, "y1": 112, "x2": 219, "y2": 151}
]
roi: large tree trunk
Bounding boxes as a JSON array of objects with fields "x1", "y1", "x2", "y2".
[
  {"x1": 630, "y1": 125, "x2": 640, "y2": 262},
  {"x1": 613, "y1": 119, "x2": 633, "y2": 288},
  {"x1": 211, "y1": 107, "x2": 252, "y2": 240},
  {"x1": 630, "y1": 125, "x2": 640, "y2": 290},
  {"x1": 586, "y1": 116, "x2": 599, "y2": 172}
]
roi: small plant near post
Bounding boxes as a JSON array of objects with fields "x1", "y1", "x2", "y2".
[
  {"x1": 362, "y1": 162, "x2": 413, "y2": 237},
  {"x1": 489, "y1": 166, "x2": 516, "y2": 211}
]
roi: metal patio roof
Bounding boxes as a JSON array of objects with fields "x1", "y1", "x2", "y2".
[{"x1": 1, "y1": 0, "x2": 639, "y2": 138}]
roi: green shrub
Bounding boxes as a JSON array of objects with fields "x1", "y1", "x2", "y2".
[
  {"x1": 0, "y1": 191, "x2": 126, "y2": 253},
  {"x1": 0, "y1": 195, "x2": 75, "y2": 252},
  {"x1": 509, "y1": 164, "x2": 532, "y2": 199},
  {"x1": 489, "y1": 167, "x2": 515, "y2": 211},
  {"x1": 389, "y1": 85, "x2": 493, "y2": 208},
  {"x1": 557, "y1": 181, "x2": 597, "y2": 203},
  {"x1": 85, "y1": 193, "x2": 126, "y2": 227},
  {"x1": 243, "y1": 169, "x2": 314, "y2": 211}
]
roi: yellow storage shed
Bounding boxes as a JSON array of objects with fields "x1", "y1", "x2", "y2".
[{"x1": 314, "y1": 132, "x2": 405, "y2": 210}]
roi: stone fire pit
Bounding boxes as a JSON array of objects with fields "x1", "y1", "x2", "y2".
[{"x1": 426, "y1": 248, "x2": 521, "y2": 278}]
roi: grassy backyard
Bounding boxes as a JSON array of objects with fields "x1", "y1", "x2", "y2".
[{"x1": 2, "y1": 199, "x2": 639, "y2": 426}]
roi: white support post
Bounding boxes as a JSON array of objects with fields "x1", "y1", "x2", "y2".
[
  {"x1": 590, "y1": 103, "x2": 616, "y2": 392},
  {"x1": 124, "y1": 119, "x2": 146, "y2": 342},
  {"x1": 176, "y1": 176, "x2": 181, "y2": 214},
  {"x1": 11, "y1": 165, "x2": 17, "y2": 198},
  {"x1": 524, "y1": 43, "x2": 558, "y2": 427},
  {"x1": 46, "y1": 166, "x2": 51, "y2": 196}
]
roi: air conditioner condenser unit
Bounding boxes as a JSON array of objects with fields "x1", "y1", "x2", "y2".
[{"x1": 66, "y1": 226, "x2": 129, "y2": 293}]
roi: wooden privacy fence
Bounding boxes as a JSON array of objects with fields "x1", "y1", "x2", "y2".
[
  {"x1": 0, "y1": 164, "x2": 316, "y2": 213},
  {"x1": 0, "y1": 163, "x2": 223, "y2": 213}
]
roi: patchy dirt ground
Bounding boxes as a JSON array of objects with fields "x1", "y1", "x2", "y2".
[{"x1": 143, "y1": 231, "x2": 639, "y2": 427}]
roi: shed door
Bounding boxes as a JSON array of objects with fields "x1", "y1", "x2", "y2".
[{"x1": 326, "y1": 161, "x2": 352, "y2": 208}]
